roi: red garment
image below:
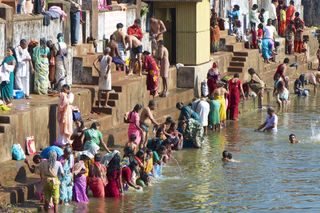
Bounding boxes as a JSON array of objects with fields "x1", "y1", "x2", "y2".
[
  {"x1": 127, "y1": 25, "x2": 143, "y2": 41},
  {"x1": 251, "y1": 29, "x2": 257, "y2": 48},
  {"x1": 144, "y1": 55, "x2": 159, "y2": 95},
  {"x1": 294, "y1": 40, "x2": 303, "y2": 53},
  {"x1": 286, "y1": 5, "x2": 295, "y2": 25},
  {"x1": 207, "y1": 78, "x2": 218, "y2": 95},
  {"x1": 257, "y1": 29, "x2": 263, "y2": 39},
  {"x1": 122, "y1": 167, "x2": 132, "y2": 183},
  {"x1": 274, "y1": 64, "x2": 286, "y2": 81},
  {"x1": 105, "y1": 169, "x2": 121, "y2": 198},
  {"x1": 89, "y1": 177, "x2": 105, "y2": 198},
  {"x1": 228, "y1": 79, "x2": 241, "y2": 120},
  {"x1": 89, "y1": 162, "x2": 106, "y2": 198}
]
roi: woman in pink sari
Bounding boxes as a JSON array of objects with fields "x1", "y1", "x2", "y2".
[
  {"x1": 127, "y1": 104, "x2": 143, "y2": 148},
  {"x1": 57, "y1": 84, "x2": 74, "y2": 147},
  {"x1": 142, "y1": 51, "x2": 159, "y2": 98}
]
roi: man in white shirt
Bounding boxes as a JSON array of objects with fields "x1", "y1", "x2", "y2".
[
  {"x1": 194, "y1": 96, "x2": 210, "y2": 135},
  {"x1": 255, "y1": 107, "x2": 278, "y2": 133},
  {"x1": 264, "y1": 18, "x2": 278, "y2": 40},
  {"x1": 15, "y1": 39, "x2": 34, "y2": 99},
  {"x1": 269, "y1": 0, "x2": 278, "y2": 29}
]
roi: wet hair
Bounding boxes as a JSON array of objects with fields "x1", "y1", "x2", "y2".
[
  {"x1": 222, "y1": 150, "x2": 229, "y2": 158},
  {"x1": 136, "y1": 149, "x2": 145, "y2": 159},
  {"x1": 234, "y1": 73, "x2": 240, "y2": 78},
  {"x1": 116, "y1": 23, "x2": 124, "y2": 29},
  {"x1": 143, "y1": 51, "x2": 151, "y2": 56},
  {"x1": 133, "y1": 104, "x2": 143, "y2": 112},
  {"x1": 176, "y1": 102, "x2": 184, "y2": 110},
  {"x1": 165, "y1": 116, "x2": 174, "y2": 125},
  {"x1": 91, "y1": 122, "x2": 100, "y2": 130},
  {"x1": 289, "y1": 134, "x2": 296, "y2": 139},
  {"x1": 129, "y1": 134, "x2": 137, "y2": 141},
  {"x1": 94, "y1": 153, "x2": 102, "y2": 162},
  {"x1": 227, "y1": 153, "x2": 233, "y2": 159},
  {"x1": 108, "y1": 153, "x2": 121, "y2": 172},
  {"x1": 33, "y1": 154, "x2": 41, "y2": 163},
  {"x1": 148, "y1": 100, "x2": 156, "y2": 107},
  {"x1": 62, "y1": 84, "x2": 70, "y2": 90},
  {"x1": 295, "y1": 12, "x2": 300, "y2": 17},
  {"x1": 284, "y1": 58, "x2": 290, "y2": 64},
  {"x1": 248, "y1": 68, "x2": 255, "y2": 75}
]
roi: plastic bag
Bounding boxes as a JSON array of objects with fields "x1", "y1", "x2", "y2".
[
  {"x1": 11, "y1": 144, "x2": 26, "y2": 161},
  {"x1": 26, "y1": 136, "x2": 36, "y2": 155}
]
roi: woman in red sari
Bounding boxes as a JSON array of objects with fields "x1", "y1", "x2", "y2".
[
  {"x1": 286, "y1": 1, "x2": 295, "y2": 25},
  {"x1": 142, "y1": 51, "x2": 159, "y2": 98},
  {"x1": 228, "y1": 73, "x2": 245, "y2": 121},
  {"x1": 207, "y1": 62, "x2": 220, "y2": 96},
  {"x1": 89, "y1": 153, "x2": 107, "y2": 198},
  {"x1": 105, "y1": 153, "x2": 122, "y2": 198}
]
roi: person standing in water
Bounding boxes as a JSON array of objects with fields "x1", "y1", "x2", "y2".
[
  {"x1": 289, "y1": 134, "x2": 299, "y2": 144},
  {"x1": 255, "y1": 107, "x2": 278, "y2": 133}
]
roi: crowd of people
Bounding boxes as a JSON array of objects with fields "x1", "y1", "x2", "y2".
[{"x1": 210, "y1": 0, "x2": 310, "y2": 64}]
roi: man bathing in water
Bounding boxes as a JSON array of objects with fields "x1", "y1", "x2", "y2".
[
  {"x1": 222, "y1": 150, "x2": 239, "y2": 163},
  {"x1": 255, "y1": 107, "x2": 278, "y2": 133},
  {"x1": 289, "y1": 134, "x2": 299, "y2": 144}
]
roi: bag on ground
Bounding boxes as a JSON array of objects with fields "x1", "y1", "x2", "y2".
[{"x1": 11, "y1": 144, "x2": 26, "y2": 160}]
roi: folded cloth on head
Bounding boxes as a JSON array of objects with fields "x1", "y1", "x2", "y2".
[{"x1": 101, "y1": 150, "x2": 120, "y2": 166}]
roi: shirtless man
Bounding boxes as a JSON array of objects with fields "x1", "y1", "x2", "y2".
[
  {"x1": 125, "y1": 35, "x2": 143, "y2": 76},
  {"x1": 112, "y1": 23, "x2": 126, "y2": 61},
  {"x1": 108, "y1": 34, "x2": 125, "y2": 71},
  {"x1": 213, "y1": 83, "x2": 228, "y2": 128},
  {"x1": 140, "y1": 100, "x2": 160, "y2": 148},
  {"x1": 150, "y1": 17, "x2": 167, "y2": 56}
]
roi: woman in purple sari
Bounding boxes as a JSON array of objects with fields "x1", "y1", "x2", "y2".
[{"x1": 73, "y1": 159, "x2": 89, "y2": 203}]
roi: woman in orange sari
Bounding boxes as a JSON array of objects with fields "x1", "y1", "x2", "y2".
[
  {"x1": 57, "y1": 84, "x2": 74, "y2": 147},
  {"x1": 279, "y1": 5, "x2": 287, "y2": 37},
  {"x1": 143, "y1": 51, "x2": 159, "y2": 98},
  {"x1": 286, "y1": 0, "x2": 295, "y2": 25},
  {"x1": 210, "y1": 20, "x2": 220, "y2": 53}
]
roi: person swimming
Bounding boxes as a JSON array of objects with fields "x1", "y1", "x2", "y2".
[
  {"x1": 289, "y1": 134, "x2": 299, "y2": 144},
  {"x1": 222, "y1": 150, "x2": 239, "y2": 162}
]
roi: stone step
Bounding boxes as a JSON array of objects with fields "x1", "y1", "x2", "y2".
[
  {"x1": 0, "y1": 116, "x2": 10, "y2": 124},
  {"x1": 234, "y1": 51, "x2": 249, "y2": 57},
  {"x1": 231, "y1": 56, "x2": 247, "y2": 62},
  {"x1": 72, "y1": 43, "x2": 95, "y2": 56},
  {"x1": 226, "y1": 42, "x2": 244, "y2": 52},
  {"x1": 220, "y1": 30, "x2": 229, "y2": 37},
  {"x1": 230, "y1": 61, "x2": 245, "y2": 67},
  {"x1": 227, "y1": 66, "x2": 243, "y2": 73},
  {"x1": 91, "y1": 107, "x2": 113, "y2": 115},
  {"x1": 94, "y1": 100, "x2": 117, "y2": 107},
  {"x1": 0, "y1": 124, "x2": 10, "y2": 133}
]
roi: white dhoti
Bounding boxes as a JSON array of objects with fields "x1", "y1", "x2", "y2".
[
  {"x1": 98, "y1": 73, "x2": 112, "y2": 91},
  {"x1": 55, "y1": 60, "x2": 66, "y2": 90},
  {"x1": 15, "y1": 62, "x2": 30, "y2": 96}
]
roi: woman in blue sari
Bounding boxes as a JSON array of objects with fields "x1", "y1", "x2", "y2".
[
  {"x1": 33, "y1": 38, "x2": 50, "y2": 95},
  {"x1": 0, "y1": 48, "x2": 16, "y2": 105},
  {"x1": 59, "y1": 147, "x2": 74, "y2": 205}
]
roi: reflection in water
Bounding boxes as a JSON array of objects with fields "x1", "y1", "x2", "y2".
[{"x1": 65, "y1": 96, "x2": 320, "y2": 212}]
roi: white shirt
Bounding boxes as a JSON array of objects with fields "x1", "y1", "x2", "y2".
[
  {"x1": 15, "y1": 46, "x2": 31, "y2": 77},
  {"x1": 269, "y1": 3, "x2": 277, "y2": 20},
  {"x1": 265, "y1": 114, "x2": 278, "y2": 133},
  {"x1": 195, "y1": 99, "x2": 210, "y2": 127},
  {"x1": 249, "y1": 10, "x2": 260, "y2": 24},
  {"x1": 264, "y1": 25, "x2": 277, "y2": 39},
  {"x1": 0, "y1": 63, "x2": 15, "y2": 82}
]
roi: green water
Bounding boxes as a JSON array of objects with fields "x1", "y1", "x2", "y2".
[{"x1": 63, "y1": 96, "x2": 320, "y2": 213}]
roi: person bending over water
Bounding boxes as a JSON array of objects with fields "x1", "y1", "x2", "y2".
[
  {"x1": 289, "y1": 134, "x2": 299, "y2": 144},
  {"x1": 255, "y1": 107, "x2": 278, "y2": 133}
]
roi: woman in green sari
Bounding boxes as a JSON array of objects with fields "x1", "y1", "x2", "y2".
[
  {"x1": 33, "y1": 38, "x2": 50, "y2": 95},
  {"x1": 0, "y1": 48, "x2": 16, "y2": 106}
]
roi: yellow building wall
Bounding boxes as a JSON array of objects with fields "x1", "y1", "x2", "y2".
[{"x1": 154, "y1": 1, "x2": 210, "y2": 65}]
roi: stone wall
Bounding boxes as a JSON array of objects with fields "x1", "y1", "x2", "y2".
[
  {"x1": 0, "y1": 20, "x2": 5, "y2": 60},
  {"x1": 302, "y1": 0, "x2": 320, "y2": 27},
  {"x1": 12, "y1": 15, "x2": 64, "y2": 47}
]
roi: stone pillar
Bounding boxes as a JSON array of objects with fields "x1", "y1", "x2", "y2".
[
  {"x1": 0, "y1": 3, "x2": 13, "y2": 47},
  {"x1": 47, "y1": 0, "x2": 71, "y2": 45},
  {"x1": 90, "y1": 0, "x2": 99, "y2": 40}
]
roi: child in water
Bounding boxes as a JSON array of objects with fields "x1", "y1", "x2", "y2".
[
  {"x1": 289, "y1": 134, "x2": 299, "y2": 144},
  {"x1": 222, "y1": 150, "x2": 239, "y2": 162}
]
